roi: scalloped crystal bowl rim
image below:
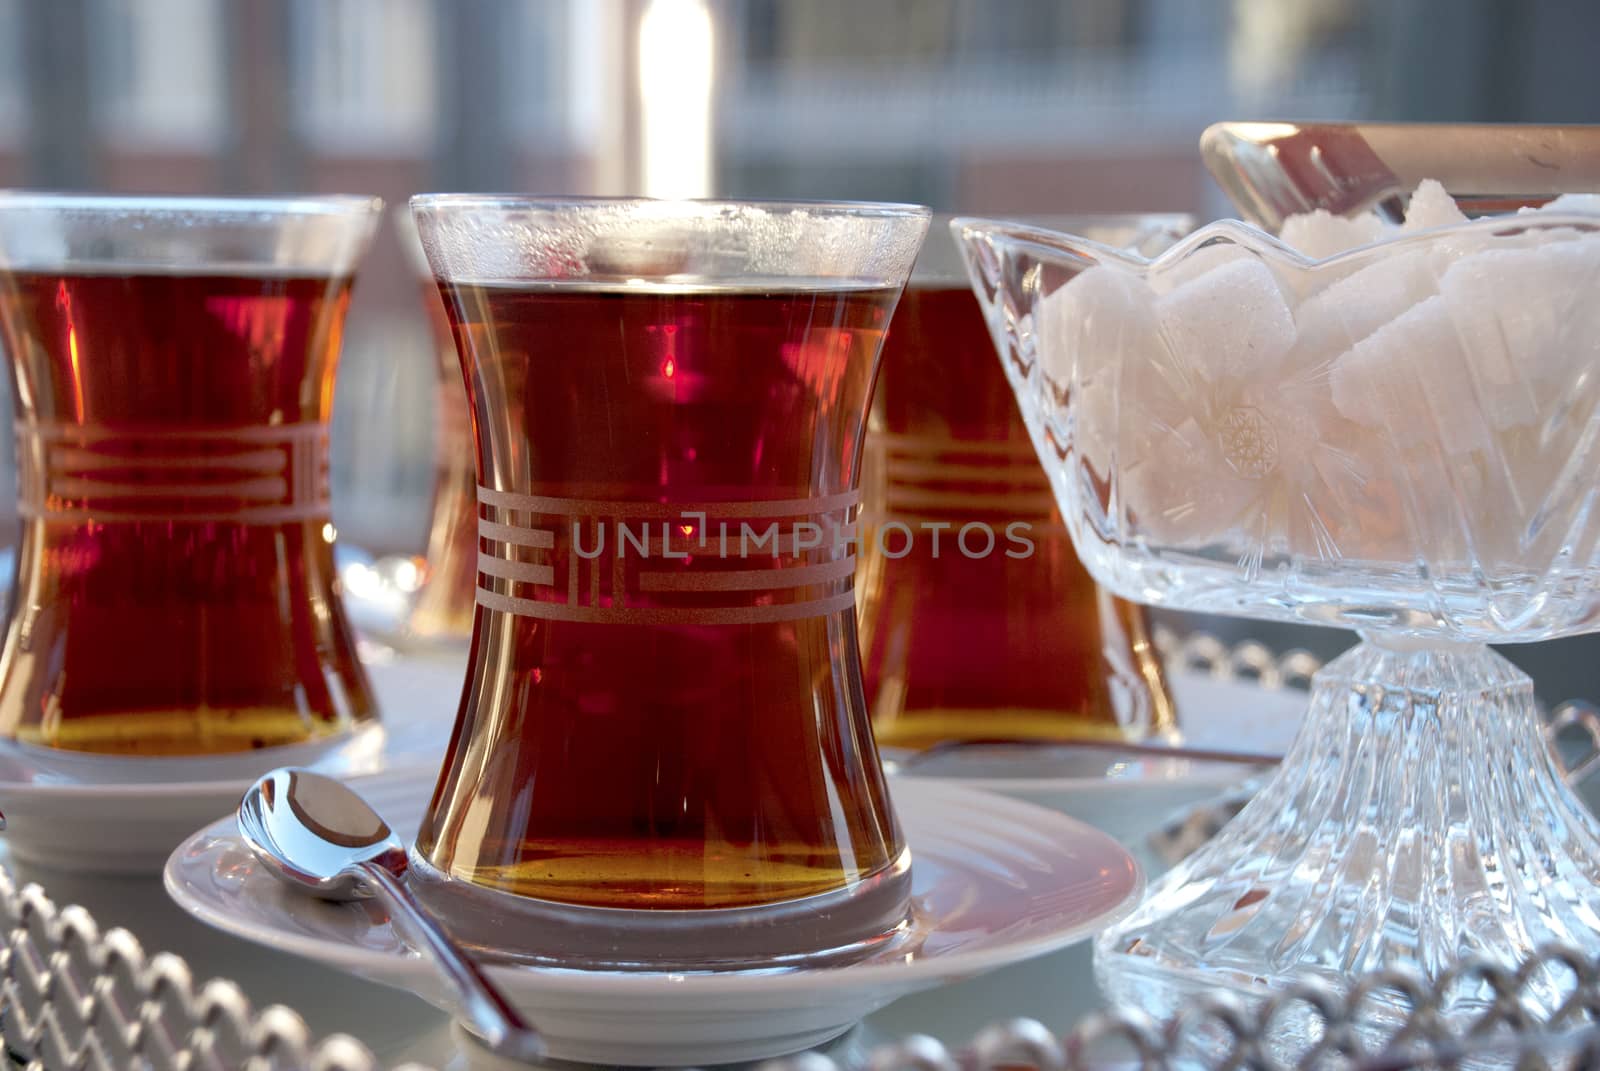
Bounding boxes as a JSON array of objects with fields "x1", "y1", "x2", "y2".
[{"x1": 950, "y1": 211, "x2": 1600, "y2": 275}]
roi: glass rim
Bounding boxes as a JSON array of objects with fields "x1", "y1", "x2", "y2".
[
  {"x1": 409, "y1": 193, "x2": 932, "y2": 220},
  {"x1": 915, "y1": 210, "x2": 1194, "y2": 285},
  {"x1": 952, "y1": 210, "x2": 1600, "y2": 274},
  {"x1": 0, "y1": 190, "x2": 384, "y2": 218}
]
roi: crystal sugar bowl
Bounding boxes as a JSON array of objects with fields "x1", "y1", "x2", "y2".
[{"x1": 954, "y1": 209, "x2": 1600, "y2": 1042}]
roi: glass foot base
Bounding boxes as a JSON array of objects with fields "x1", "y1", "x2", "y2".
[
  {"x1": 2, "y1": 720, "x2": 384, "y2": 783},
  {"x1": 1096, "y1": 640, "x2": 1600, "y2": 1042},
  {"x1": 406, "y1": 848, "x2": 914, "y2": 971}
]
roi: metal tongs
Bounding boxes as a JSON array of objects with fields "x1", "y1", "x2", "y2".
[{"x1": 1200, "y1": 120, "x2": 1600, "y2": 231}]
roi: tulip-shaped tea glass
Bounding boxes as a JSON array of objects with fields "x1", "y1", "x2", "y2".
[
  {"x1": 0, "y1": 194, "x2": 382, "y2": 756},
  {"x1": 955, "y1": 212, "x2": 1600, "y2": 1035},
  {"x1": 860, "y1": 215, "x2": 1190, "y2": 750},
  {"x1": 410, "y1": 197, "x2": 929, "y2": 968}
]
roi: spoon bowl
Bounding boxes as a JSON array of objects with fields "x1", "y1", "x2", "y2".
[
  {"x1": 238, "y1": 767, "x2": 404, "y2": 901},
  {"x1": 238, "y1": 767, "x2": 544, "y2": 1062}
]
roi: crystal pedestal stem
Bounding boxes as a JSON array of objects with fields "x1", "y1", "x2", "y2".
[{"x1": 1096, "y1": 638, "x2": 1600, "y2": 1032}]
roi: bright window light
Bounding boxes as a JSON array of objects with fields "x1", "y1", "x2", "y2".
[{"x1": 637, "y1": 0, "x2": 714, "y2": 199}]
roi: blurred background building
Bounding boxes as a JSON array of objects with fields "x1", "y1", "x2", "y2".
[{"x1": 0, "y1": 0, "x2": 1597, "y2": 681}]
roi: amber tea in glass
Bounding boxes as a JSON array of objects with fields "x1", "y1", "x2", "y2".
[
  {"x1": 858, "y1": 216, "x2": 1191, "y2": 749},
  {"x1": 0, "y1": 194, "x2": 382, "y2": 756},
  {"x1": 409, "y1": 196, "x2": 929, "y2": 967}
]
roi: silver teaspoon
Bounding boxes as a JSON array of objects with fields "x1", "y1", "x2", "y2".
[{"x1": 238, "y1": 767, "x2": 544, "y2": 1063}]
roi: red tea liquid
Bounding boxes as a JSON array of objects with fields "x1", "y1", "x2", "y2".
[
  {"x1": 859, "y1": 286, "x2": 1174, "y2": 748},
  {"x1": 0, "y1": 271, "x2": 376, "y2": 754},
  {"x1": 416, "y1": 281, "x2": 904, "y2": 909}
]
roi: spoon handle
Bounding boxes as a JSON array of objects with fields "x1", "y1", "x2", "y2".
[{"x1": 357, "y1": 861, "x2": 546, "y2": 1062}]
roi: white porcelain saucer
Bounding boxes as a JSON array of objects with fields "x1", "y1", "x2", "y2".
[
  {"x1": 886, "y1": 672, "x2": 1306, "y2": 840},
  {"x1": 0, "y1": 652, "x2": 463, "y2": 874},
  {"x1": 164, "y1": 778, "x2": 1141, "y2": 1066}
]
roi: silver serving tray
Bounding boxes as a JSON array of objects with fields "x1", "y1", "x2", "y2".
[{"x1": 6, "y1": 634, "x2": 1600, "y2": 1070}]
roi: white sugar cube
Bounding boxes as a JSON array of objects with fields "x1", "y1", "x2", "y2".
[
  {"x1": 1036, "y1": 264, "x2": 1156, "y2": 385},
  {"x1": 1037, "y1": 194, "x2": 1600, "y2": 564},
  {"x1": 1279, "y1": 209, "x2": 1391, "y2": 259},
  {"x1": 1037, "y1": 264, "x2": 1175, "y2": 481},
  {"x1": 1155, "y1": 256, "x2": 1296, "y2": 383},
  {"x1": 1439, "y1": 236, "x2": 1600, "y2": 426},
  {"x1": 1292, "y1": 249, "x2": 1441, "y2": 367},
  {"x1": 1328, "y1": 294, "x2": 1492, "y2": 455},
  {"x1": 1402, "y1": 179, "x2": 1467, "y2": 232},
  {"x1": 1120, "y1": 417, "x2": 1259, "y2": 546},
  {"x1": 1532, "y1": 193, "x2": 1600, "y2": 215}
]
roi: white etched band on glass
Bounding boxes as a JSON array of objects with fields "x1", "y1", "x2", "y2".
[
  {"x1": 475, "y1": 485, "x2": 860, "y2": 625},
  {"x1": 866, "y1": 429, "x2": 1056, "y2": 520},
  {"x1": 15, "y1": 421, "x2": 331, "y2": 524}
]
